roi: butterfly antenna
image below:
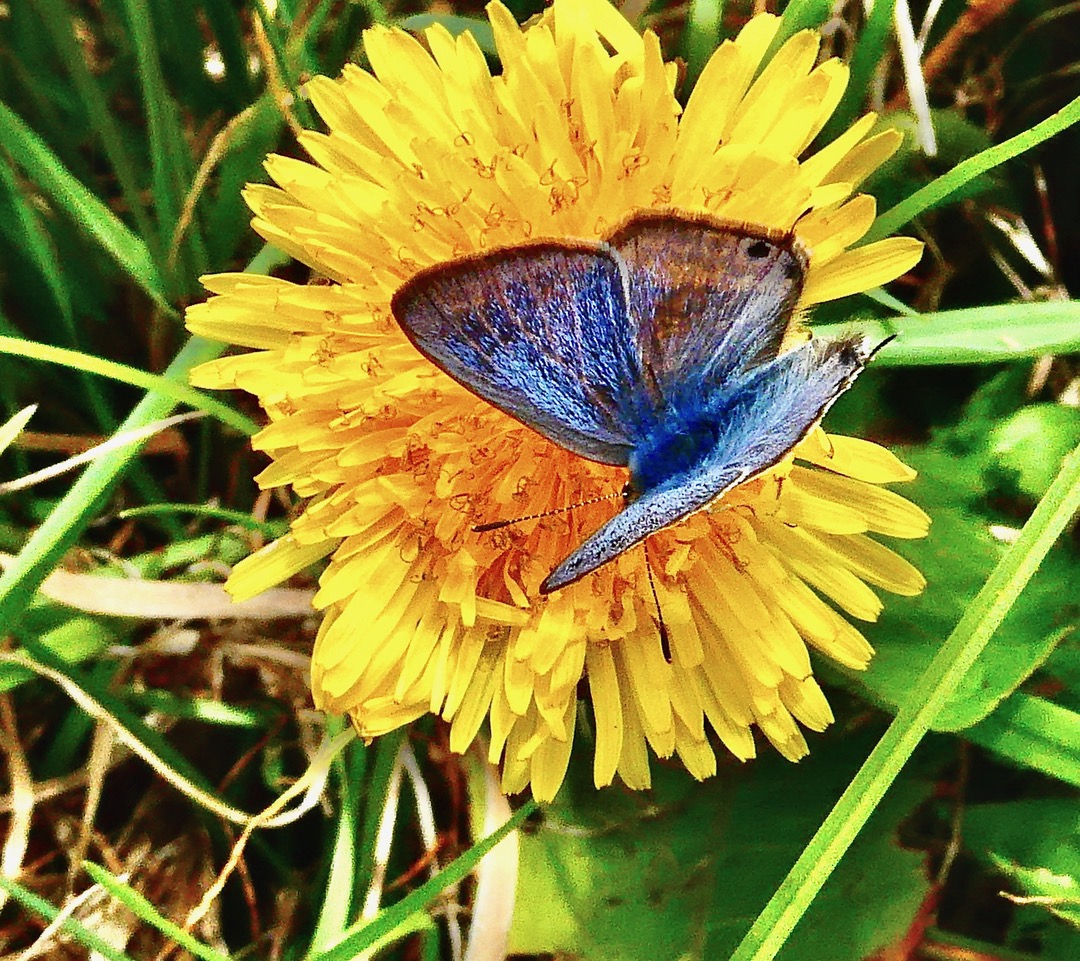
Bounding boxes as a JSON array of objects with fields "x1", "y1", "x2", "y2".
[
  {"x1": 472, "y1": 490, "x2": 623, "y2": 533},
  {"x1": 643, "y1": 542, "x2": 671, "y2": 663}
]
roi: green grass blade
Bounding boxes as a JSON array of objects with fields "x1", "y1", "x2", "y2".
[
  {"x1": 0, "y1": 405, "x2": 37, "y2": 454},
  {"x1": 82, "y1": 862, "x2": 232, "y2": 961},
  {"x1": 117, "y1": 0, "x2": 207, "y2": 289},
  {"x1": 0, "y1": 154, "x2": 120, "y2": 431},
  {"x1": 253, "y1": 1, "x2": 317, "y2": 130},
  {"x1": 762, "y1": 0, "x2": 833, "y2": 62},
  {"x1": 307, "y1": 723, "x2": 360, "y2": 957},
  {"x1": 0, "y1": 335, "x2": 226, "y2": 633},
  {"x1": 0, "y1": 146, "x2": 74, "y2": 329},
  {"x1": 730, "y1": 440, "x2": 1080, "y2": 961},
  {"x1": 815, "y1": 300, "x2": 1080, "y2": 364},
  {"x1": 0, "y1": 335, "x2": 258, "y2": 435},
  {"x1": 682, "y1": 0, "x2": 725, "y2": 83},
  {"x1": 0, "y1": 99, "x2": 168, "y2": 307},
  {"x1": 0, "y1": 875, "x2": 140, "y2": 961},
  {"x1": 202, "y1": 0, "x2": 255, "y2": 107},
  {"x1": 867, "y1": 93, "x2": 1080, "y2": 242},
  {"x1": 118, "y1": 503, "x2": 283, "y2": 534},
  {"x1": 312, "y1": 800, "x2": 537, "y2": 961},
  {"x1": 30, "y1": 0, "x2": 156, "y2": 244}
]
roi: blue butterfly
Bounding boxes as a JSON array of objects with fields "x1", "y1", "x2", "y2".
[{"x1": 391, "y1": 210, "x2": 880, "y2": 594}]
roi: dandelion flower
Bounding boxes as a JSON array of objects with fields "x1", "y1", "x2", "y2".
[{"x1": 187, "y1": 1, "x2": 929, "y2": 802}]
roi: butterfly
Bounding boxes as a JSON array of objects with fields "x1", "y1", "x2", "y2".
[{"x1": 390, "y1": 210, "x2": 883, "y2": 595}]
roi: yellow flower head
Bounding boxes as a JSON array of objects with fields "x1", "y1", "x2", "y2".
[{"x1": 187, "y1": 1, "x2": 929, "y2": 802}]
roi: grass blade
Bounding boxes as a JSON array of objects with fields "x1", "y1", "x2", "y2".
[
  {"x1": 0, "y1": 99, "x2": 167, "y2": 307},
  {"x1": 867, "y1": 94, "x2": 1080, "y2": 241},
  {"x1": 312, "y1": 800, "x2": 537, "y2": 961},
  {"x1": 83, "y1": 862, "x2": 232, "y2": 961},
  {"x1": 815, "y1": 300, "x2": 1080, "y2": 365},
  {"x1": 0, "y1": 335, "x2": 225, "y2": 633},
  {"x1": 0, "y1": 335, "x2": 258, "y2": 436},
  {"x1": 0, "y1": 874, "x2": 140, "y2": 961},
  {"x1": 730, "y1": 439, "x2": 1080, "y2": 961}
]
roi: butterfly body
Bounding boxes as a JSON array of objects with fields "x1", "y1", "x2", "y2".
[{"x1": 390, "y1": 210, "x2": 881, "y2": 595}]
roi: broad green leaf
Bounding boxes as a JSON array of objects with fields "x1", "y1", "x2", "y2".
[
  {"x1": 990, "y1": 404, "x2": 1080, "y2": 500},
  {"x1": 841, "y1": 444, "x2": 1074, "y2": 732},
  {"x1": 510, "y1": 734, "x2": 931, "y2": 961},
  {"x1": 968, "y1": 694, "x2": 1080, "y2": 788}
]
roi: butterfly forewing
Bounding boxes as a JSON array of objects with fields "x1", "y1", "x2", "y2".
[
  {"x1": 609, "y1": 212, "x2": 807, "y2": 411},
  {"x1": 392, "y1": 242, "x2": 649, "y2": 466}
]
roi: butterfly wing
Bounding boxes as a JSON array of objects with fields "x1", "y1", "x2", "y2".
[
  {"x1": 540, "y1": 459, "x2": 748, "y2": 594},
  {"x1": 391, "y1": 242, "x2": 651, "y2": 465},
  {"x1": 608, "y1": 211, "x2": 807, "y2": 410},
  {"x1": 541, "y1": 334, "x2": 877, "y2": 593}
]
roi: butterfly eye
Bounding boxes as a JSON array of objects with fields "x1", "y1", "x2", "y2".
[{"x1": 745, "y1": 239, "x2": 773, "y2": 259}]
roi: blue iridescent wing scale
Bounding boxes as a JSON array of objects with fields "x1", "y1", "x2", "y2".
[
  {"x1": 608, "y1": 211, "x2": 807, "y2": 412},
  {"x1": 391, "y1": 242, "x2": 650, "y2": 465},
  {"x1": 541, "y1": 334, "x2": 877, "y2": 593}
]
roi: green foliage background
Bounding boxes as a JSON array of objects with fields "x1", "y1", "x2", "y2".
[{"x1": 1, "y1": 1, "x2": 1079, "y2": 959}]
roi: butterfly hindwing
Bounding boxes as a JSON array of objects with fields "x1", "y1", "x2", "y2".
[
  {"x1": 392, "y1": 242, "x2": 649, "y2": 465},
  {"x1": 609, "y1": 212, "x2": 807, "y2": 411},
  {"x1": 542, "y1": 334, "x2": 876, "y2": 592},
  {"x1": 690, "y1": 335, "x2": 875, "y2": 482}
]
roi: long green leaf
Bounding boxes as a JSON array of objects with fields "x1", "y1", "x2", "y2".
[
  {"x1": 968, "y1": 694, "x2": 1080, "y2": 789},
  {"x1": 0, "y1": 144, "x2": 73, "y2": 330},
  {"x1": 730, "y1": 439, "x2": 1080, "y2": 961},
  {"x1": 312, "y1": 800, "x2": 537, "y2": 961},
  {"x1": 0, "y1": 335, "x2": 258, "y2": 435},
  {"x1": 762, "y1": 0, "x2": 834, "y2": 62},
  {"x1": 815, "y1": 300, "x2": 1080, "y2": 365},
  {"x1": 0, "y1": 335, "x2": 225, "y2": 633},
  {"x1": 867, "y1": 94, "x2": 1080, "y2": 241},
  {"x1": 29, "y1": 0, "x2": 156, "y2": 244},
  {"x1": 306, "y1": 720, "x2": 360, "y2": 957},
  {"x1": 118, "y1": 0, "x2": 207, "y2": 290},
  {"x1": 682, "y1": 0, "x2": 725, "y2": 83},
  {"x1": 0, "y1": 99, "x2": 167, "y2": 306},
  {"x1": 0, "y1": 875, "x2": 139, "y2": 961},
  {"x1": 83, "y1": 863, "x2": 232, "y2": 961}
]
